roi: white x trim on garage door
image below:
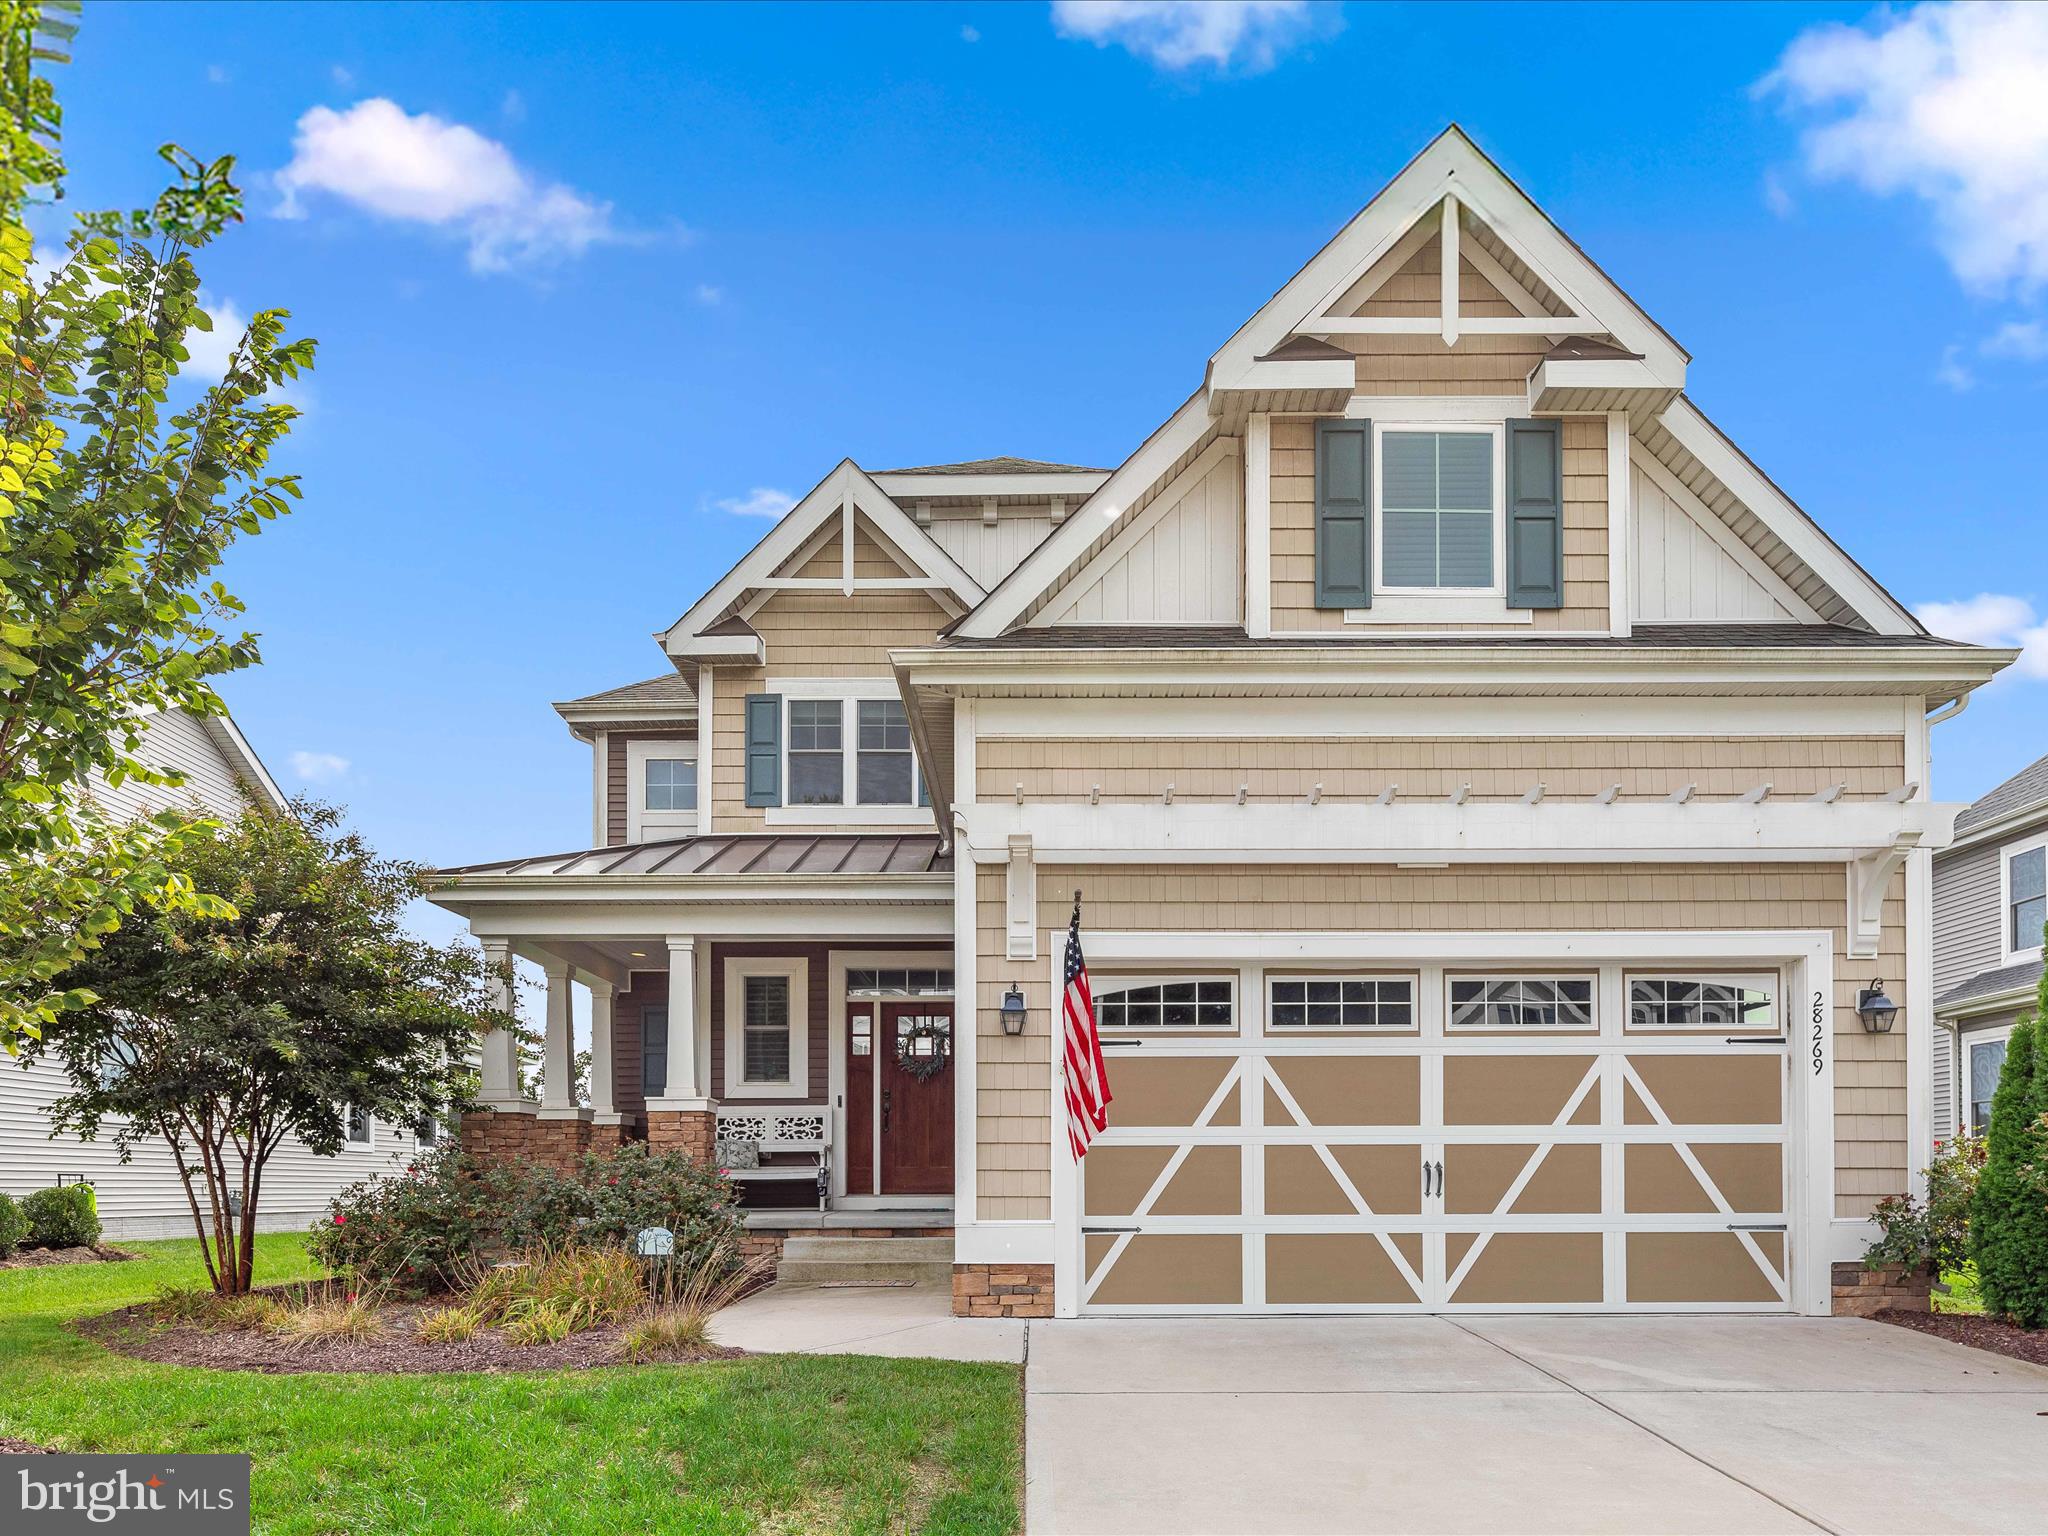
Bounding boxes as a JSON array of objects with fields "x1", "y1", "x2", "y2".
[{"x1": 1053, "y1": 931, "x2": 1835, "y2": 1317}]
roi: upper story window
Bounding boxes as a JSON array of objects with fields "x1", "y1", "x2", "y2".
[
  {"x1": 645, "y1": 758, "x2": 696, "y2": 812},
  {"x1": 856, "y1": 700, "x2": 914, "y2": 804},
  {"x1": 344, "y1": 1106, "x2": 373, "y2": 1146},
  {"x1": 2008, "y1": 842, "x2": 2045, "y2": 957},
  {"x1": 1379, "y1": 428, "x2": 1497, "y2": 591},
  {"x1": 788, "y1": 700, "x2": 845, "y2": 805}
]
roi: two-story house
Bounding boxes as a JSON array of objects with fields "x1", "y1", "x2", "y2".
[
  {"x1": 431, "y1": 128, "x2": 2014, "y2": 1319},
  {"x1": 1930, "y1": 751, "x2": 2047, "y2": 1142}
]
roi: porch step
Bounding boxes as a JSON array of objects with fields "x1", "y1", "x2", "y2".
[{"x1": 775, "y1": 1235, "x2": 952, "y2": 1287}]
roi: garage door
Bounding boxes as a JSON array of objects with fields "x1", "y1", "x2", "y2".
[{"x1": 1078, "y1": 971, "x2": 1791, "y2": 1313}]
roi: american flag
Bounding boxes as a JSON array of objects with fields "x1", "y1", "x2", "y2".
[{"x1": 1061, "y1": 895, "x2": 1112, "y2": 1159}]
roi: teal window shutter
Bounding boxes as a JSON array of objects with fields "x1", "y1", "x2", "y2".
[
  {"x1": 744, "y1": 693, "x2": 782, "y2": 806},
  {"x1": 1315, "y1": 418, "x2": 1371, "y2": 609},
  {"x1": 1506, "y1": 418, "x2": 1563, "y2": 609}
]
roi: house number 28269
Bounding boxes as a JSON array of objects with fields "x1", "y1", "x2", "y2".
[{"x1": 1811, "y1": 991, "x2": 1826, "y2": 1075}]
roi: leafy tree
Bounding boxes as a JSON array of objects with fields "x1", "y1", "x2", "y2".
[
  {"x1": 0, "y1": 1, "x2": 313, "y2": 1051},
  {"x1": 1970, "y1": 1002, "x2": 2048, "y2": 1327},
  {"x1": 29, "y1": 801, "x2": 514, "y2": 1294}
]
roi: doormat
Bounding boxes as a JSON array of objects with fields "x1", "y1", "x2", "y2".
[{"x1": 818, "y1": 1280, "x2": 916, "y2": 1289}]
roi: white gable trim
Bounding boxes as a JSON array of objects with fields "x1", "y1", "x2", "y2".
[
  {"x1": 663, "y1": 461, "x2": 984, "y2": 654},
  {"x1": 195, "y1": 709, "x2": 286, "y2": 812},
  {"x1": 1658, "y1": 399, "x2": 1918, "y2": 637},
  {"x1": 1630, "y1": 444, "x2": 1822, "y2": 625},
  {"x1": 959, "y1": 392, "x2": 1210, "y2": 639},
  {"x1": 1208, "y1": 127, "x2": 1688, "y2": 396},
  {"x1": 1033, "y1": 437, "x2": 1243, "y2": 627}
]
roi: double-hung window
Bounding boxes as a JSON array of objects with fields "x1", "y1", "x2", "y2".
[
  {"x1": 741, "y1": 975, "x2": 792, "y2": 1083},
  {"x1": 2007, "y1": 843, "x2": 2045, "y2": 957},
  {"x1": 724, "y1": 956, "x2": 808, "y2": 1096},
  {"x1": 787, "y1": 701, "x2": 845, "y2": 806},
  {"x1": 856, "y1": 700, "x2": 915, "y2": 805},
  {"x1": 1379, "y1": 428, "x2": 1497, "y2": 591},
  {"x1": 1969, "y1": 1035, "x2": 2008, "y2": 1134}
]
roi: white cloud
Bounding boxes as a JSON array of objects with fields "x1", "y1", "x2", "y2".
[
  {"x1": 1761, "y1": 168, "x2": 1795, "y2": 218},
  {"x1": 694, "y1": 282, "x2": 723, "y2": 306},
  {"x1": 1983, "y1": 319, "x2": 2048, "y2": 359},
  {"x1": 961, "y1": 24, "x2": 981, "y2": 43},
  {"x1": 180, "y1": 293, "x2": 248, "y2": 380},
  {"x1": 1917, "y1": 593, "x2": 2048, "y2": 678},
  {"x1": 1935, "y1": 343, "x2": 1974, "y2": 392},
  {"x1": 1051, "y1": 0, "x2": 1318, "y2": 72},
  {"x1": 1763, "y1": 3, "x2": 2048, "y2": 294},
  {"x1": 289, "y1": 750, "x2": 351, "y2": 783},
  {"x1": 273, "y1": 97, "x2": 616, "y2": 273},
  {"x1": 715, "y1": 488, "x2": 797, "y2": 519}
]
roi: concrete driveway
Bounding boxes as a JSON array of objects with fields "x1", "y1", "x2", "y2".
[{"x1": 1024, "y1": 1315, "x2": 2048, "y2": 1534}]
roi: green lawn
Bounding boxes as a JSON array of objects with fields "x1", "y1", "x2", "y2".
[
  {"x1": 1937, "y1": 1262, "x2": 1986, "y2": 1315},
  {"x1": 0, "y1": 1235, "x2": 1021, "y2": 1535}
]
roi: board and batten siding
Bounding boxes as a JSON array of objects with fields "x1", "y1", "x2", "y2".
[
  {"x1": 1269, "y1": 415, "x2": 1607, "y2": 634},
  {"x1": 977, "y1": 734, "x2": 1905, "y2": 805},
  {"x1": 1932, "y1": 837, "x2": 2009, "y2": 997},
  {"x1": 926, "y1": 510, "x2": 1059, "y2": 590},
  {"x1": 1631, "y1": 459, "x2": 1798, "y2": 623},
  {"x1": 1047, "y1": 448, "x2": 1242, "y2": 626},
  {"x1": 974, "y1": 861, "x2": 1904, "y2": 1223}
]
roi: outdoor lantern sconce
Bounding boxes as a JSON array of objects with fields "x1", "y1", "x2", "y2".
[
  {"x1": 1000, "y1": 985, "x2": 1027, "y2": 1036},
  {"x1": 1856, "y1": 979, "x2": 1900, "y2": 1033}
]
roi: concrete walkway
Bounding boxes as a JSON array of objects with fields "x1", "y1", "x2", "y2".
[
  {"x1": 1025, "y1": 1315, "x2": 2048, "y2": 1534},
  {"x1": 709, "y1": 1280, "x2": 1024, "y2": 1363}
]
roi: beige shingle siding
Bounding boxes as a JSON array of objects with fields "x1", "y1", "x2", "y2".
[
  {"x1": 706, "y1": 553, "x2": 952, "y2": 832},
  {"x1": 1348, "y1": 232, "x2": 1521, "y2": 319},
  {"x1": 973, "y1": 860, "x2": 1904, "y2": 1222},
  {"x1": 978, "y1": 734, "x2": 1905, "y2": 805},
  {"x1": 1270, "y1": 414, "x2": 1608, "y2": 634}
]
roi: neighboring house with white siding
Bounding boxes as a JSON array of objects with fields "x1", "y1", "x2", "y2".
[
  {"x1": 429, "y1": 127, "x2": 2015, "y2": 1319},
  {"x1": 0, "y1": 707, "x2": 436, "y2": 1239},
  {"x1": 1930, "y1": 751, "x2": 2048, "y2": 1144}
]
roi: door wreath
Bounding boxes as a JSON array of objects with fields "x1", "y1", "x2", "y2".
[{"x1": 895, "y1": 1018, "x2": 951, "y2": 1081}]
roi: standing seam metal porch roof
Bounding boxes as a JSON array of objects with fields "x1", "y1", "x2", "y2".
[{"x1": 435, "y1": 832, "x2": 950, "y2": 879}]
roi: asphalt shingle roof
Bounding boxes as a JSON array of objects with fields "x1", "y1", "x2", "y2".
[
  {"x1": 871, "y1": 457, "x2": 1109, "y2": 475},
  {"x1": 1935, "y1": 957, "x2": 2045, "y2": 1013},
  {"x1": 1955, "y1": 750, "x2": 2048, "y2": 836},
  {"x1": 557, "y1": 673, "x2": 696, "y2": 709}
]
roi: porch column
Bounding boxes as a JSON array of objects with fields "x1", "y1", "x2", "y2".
[
  {"x1": 539, "y1": 958, "x2": 584, "y2": 1117},
  {"x1": 665, "y1": 935, "x2": 703, "y2": 1101},
  {"x1": 476, "y1": 937, "x2": 524, "y2": 1108},
  {"x1": 586, "y1": 976, "x2": 620, "y2": 1124}
]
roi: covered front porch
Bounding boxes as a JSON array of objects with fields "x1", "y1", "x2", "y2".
[{"x1": 428, "y1": 833, "x2": 960, "y2": 1216}]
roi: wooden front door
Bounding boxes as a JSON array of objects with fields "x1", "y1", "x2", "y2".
[{"x1": 879, "y1": 1002, "x2": 953, "y2": 1195}]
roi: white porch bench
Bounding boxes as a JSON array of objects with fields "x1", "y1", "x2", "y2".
[{"x1": 714, "y1": 1109, "x2": 831, "y2": 1211}]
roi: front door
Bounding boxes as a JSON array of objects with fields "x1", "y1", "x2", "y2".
[{"x1": 879, "y1": 1002, "x2": 953, "y2": 1195}]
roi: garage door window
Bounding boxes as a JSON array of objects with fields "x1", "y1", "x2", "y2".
[
  {"x1": 1628, "y1": 976, "x2": 1775, "y2": 1031},
  {"x1": 1094, "y1": 977, "x2": 1234, "y2": 1031},
  {"x1": 1268, "y1": 976, "x2": 1414, "y2": 1030},
  {"x1": 1448, "y1": 976, "x2": 1594, "y2": 1032}
]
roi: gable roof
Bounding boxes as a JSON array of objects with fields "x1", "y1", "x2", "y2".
[
  {"x1": 955, "y1": 124, "x2": 1921, "y2": 640},
  {"x1": 874, "y1": 456, "x2": 1108, "y2": 475},
  {"x1": 553, "y1": 671, "x2": 696, "y2": 731},
  {"x1": 661, "y1": 459, "x2": 986, "y2": 660}
]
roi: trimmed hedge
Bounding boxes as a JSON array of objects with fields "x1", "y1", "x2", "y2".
[
  {"x1": 21, "y1": 1183, "x2": 100, "y2": 1249},
  {"x1": 0, "y1": 1192, "x2": 26, "y2": 1257}
]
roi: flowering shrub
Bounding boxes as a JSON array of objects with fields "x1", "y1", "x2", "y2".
[
  {"x1": 309, "y1": 1141, "x2": 743, "y2": 1290},
  {"x1": 1926, "y1": 1134, "x2": 1988, "y2": 1276}
]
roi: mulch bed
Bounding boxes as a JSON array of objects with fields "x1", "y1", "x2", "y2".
[
  {"x1": 1874, "y1": 1307, "x2": 2048, "y2": 1369},
  {"x1": 0, "y1": 1437, "x2": 57, "y2": 1454},
  {"x1": 74, "y1": 1297, "x2": 747, "y2": 1376},
  {"x1": 0, "y1": 1245, "x2": 139, "y2": 1270}
]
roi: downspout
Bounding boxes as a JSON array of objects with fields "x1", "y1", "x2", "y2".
[{"x1": 1924, "y1": 693, "x2": 1969, "y2": 727}]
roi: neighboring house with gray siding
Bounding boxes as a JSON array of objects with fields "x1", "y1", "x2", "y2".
[
  {"x1": 0, "y1": 708, "x2": 438, "y2": 1238},
  {"x1": 1931, "y1": 750, "x2": 2048, "y2": 1143}
]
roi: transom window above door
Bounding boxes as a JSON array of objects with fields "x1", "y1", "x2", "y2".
[{"x1": 1380, "y1": 428, "x2": 1497, "y2": 591}]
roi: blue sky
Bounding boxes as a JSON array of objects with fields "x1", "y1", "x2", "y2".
[{"x1": 49, "y1": 1, "x2": 2048, "y2": 897}]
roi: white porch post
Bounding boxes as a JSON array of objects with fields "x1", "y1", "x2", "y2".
[
  {"x1": 539, "y1": 958, "x2": 585, "y2": 1117},
  {"x1": 586, "y1": 976, "x2": 620, "y2": 1124},
  {"x1": 477, "y1": 937, "x2": 525, "y2": 1108},
  {"x1": 659, "y1": 935, "x2": 706, "y2": 1104}
]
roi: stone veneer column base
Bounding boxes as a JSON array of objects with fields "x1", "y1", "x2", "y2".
[
  {"x1": 459, "y1": 1107, "x2": 593, "y2": 1176},
  {"x1": 645, "y1": 1108, "x2": 717, "y2": 1164},
  {"x1": 953, "y1": 1262, "x2": 1054, "y2": 1318},
  {"x1": 1832, "y1": 1262, "x2": 1932, "y2": 1316}
]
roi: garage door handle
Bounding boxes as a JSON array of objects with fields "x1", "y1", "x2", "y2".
[
  {"x1": 1423, "y1": 1159, "x2": 1442, "y2": 1197},
  {"x1": 1726, "y1": 1223, "x2": 1787, "y2": 1232}
]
